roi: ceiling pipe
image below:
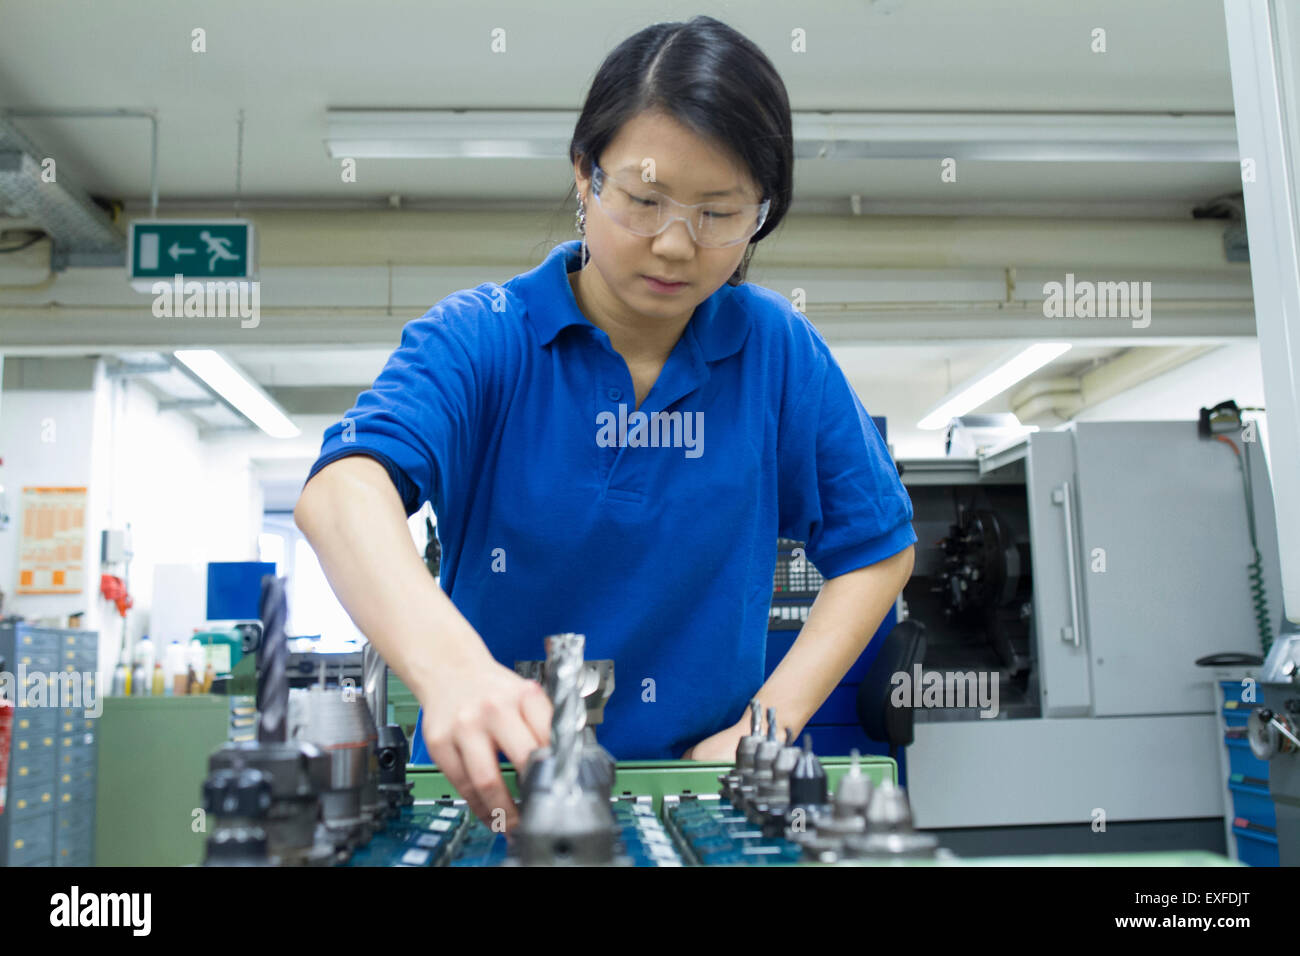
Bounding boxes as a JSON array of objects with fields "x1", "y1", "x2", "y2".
[{"x1": 1011, "y1": 345, "x2": 1218, "y2": 423}]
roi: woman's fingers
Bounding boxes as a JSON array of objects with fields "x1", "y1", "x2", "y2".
[
  {"x1": 519, "y1": 679, "x2": 554, "y2": 749},
  {"x1": 487, "y1": 699, "x2": 549, "y2": 775},
  {"x1": 456, "y1": 728, "x2": 518, "y2": 831},
  {"x1": 426, "y1": 738, "x2": 482, "y2": 819}
]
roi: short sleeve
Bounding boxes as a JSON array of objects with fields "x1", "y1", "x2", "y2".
[
  {"x1": 304, "y1": 291, "x2": 498, "y2": 518},
  {"x1": 778, "y1": 345, "x2": 917, "y2": 578}
]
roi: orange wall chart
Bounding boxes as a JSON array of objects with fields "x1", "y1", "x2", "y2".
[{"x1": 17, "y1": 486, "x2": 87, "y2": 595}]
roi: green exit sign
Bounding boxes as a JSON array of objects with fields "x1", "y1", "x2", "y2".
[{"x1": 128, "y1": 219, "x2": 255, "y2": 281}]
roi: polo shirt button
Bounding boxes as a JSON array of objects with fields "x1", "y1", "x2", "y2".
[{"x1": 607, "y1": 387, "x2": 622, "y2": 401}]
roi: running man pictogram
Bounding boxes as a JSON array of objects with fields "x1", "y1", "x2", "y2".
[{"x1": 199, "y1": 230, "x2": 241, "y2": 272}]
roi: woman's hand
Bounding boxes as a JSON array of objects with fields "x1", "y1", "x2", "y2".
[
  {"x1": 680, "y1": 720, "x2": 747, "y2": 762},
  {"x1": 420, "y1": 653, "x2": 553, "y2": 832}
]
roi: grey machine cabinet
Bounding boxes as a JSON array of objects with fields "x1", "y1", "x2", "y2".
[
  {"x1": 0, "y1": 624, "x2": 99, "y2": 867},
  {"x1": 900, "y1": 421, "x2": 1285, "y2": 832}
]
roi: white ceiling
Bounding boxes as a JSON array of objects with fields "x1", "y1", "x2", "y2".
[
  {"x1": 229, "y1": 348, "x2": 391, "y2": 388},
  {"x1": 0, "y1": 0, "x2": 1254, "y2": 454},
  {"x1": 0, "y1": 0, "x2": 1241, "y2": 207}
]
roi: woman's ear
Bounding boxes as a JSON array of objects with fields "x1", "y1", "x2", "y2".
[{"x1": 572, "y1": 156, "x2": 589, "y2": 203}]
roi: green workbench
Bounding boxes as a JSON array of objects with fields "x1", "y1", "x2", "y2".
[
  {"x1": 95, "y1": 695, "x2": 231, "y2": 866},
  {"x1": 408, "y1": 755, "x2": 897, "y2": 815}
]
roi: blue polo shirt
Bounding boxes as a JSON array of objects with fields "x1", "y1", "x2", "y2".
[{"x1": 305, "y1": 239, "x2": 915, "y2": 761}]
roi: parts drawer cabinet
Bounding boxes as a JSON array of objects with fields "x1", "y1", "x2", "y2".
[{"x1": 1, "y1": 624, "x2": 98, "y2": 867}]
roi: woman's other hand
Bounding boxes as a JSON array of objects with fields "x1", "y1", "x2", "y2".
[{"x1": 679, "y1": 719, "x2": 747, "y2": 761}]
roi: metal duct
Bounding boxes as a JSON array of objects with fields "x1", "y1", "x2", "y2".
[{"x1": 0, "y1": 116, "x2": 123, "y2": 262}]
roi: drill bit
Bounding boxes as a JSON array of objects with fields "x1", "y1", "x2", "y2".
[
  {"x1": 256, "y1": 575, "x2": 288, "y2": 744},
  {"x1": 722, "y1": 699, "x2": 765, "y2": 800},
  {"x1": 362, "y1": 642, "x2": 387, "y2": 726},
  {"x1": 548, "y1": 633, "x2": 586, "y2": 799},
  {"x1": 789, "y1": 733, "x2": 828, "y2": 807},
  {"x1": 835, "y1": 748, "x2": 872, "y2": 817},
  {"x1": 775, "y1": 728, "x2": 799, "y2": 776}
]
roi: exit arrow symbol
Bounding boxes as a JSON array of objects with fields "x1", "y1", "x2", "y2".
[{"x1": 168, "y1": 242, "x2": 195, "y2": 261}]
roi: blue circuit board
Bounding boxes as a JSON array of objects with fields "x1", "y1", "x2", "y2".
[
  {"x1": 663, "y1": 795, "x2": 804, "y2": 865},
  {"x1": 342, "y1": 798, "x2": 686, "y2": 866},
  {"x1": 342, "y1": 803, "x2": 466, "y2": 867}
]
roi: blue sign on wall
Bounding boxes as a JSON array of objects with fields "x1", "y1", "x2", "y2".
[{"x1": 207, "y1": 561, "x2": 277, "y2": 621}]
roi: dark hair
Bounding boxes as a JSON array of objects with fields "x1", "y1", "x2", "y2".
[{"x1": 563, "y1": 15, "x2": 794, "y2": 286}]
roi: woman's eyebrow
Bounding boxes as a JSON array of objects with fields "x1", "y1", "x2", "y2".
[{"x1": 614, "y1": 163, "x2": 742, "y2": 197}]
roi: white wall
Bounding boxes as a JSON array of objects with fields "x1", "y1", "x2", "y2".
[
  {"x1": 0, "y1": 386, "x2": 99, "y2": 624},
  {"x1": 1076, "y1": 341, "x2": 1272, "y2": 466},
  {"x1": 92, "y1": 366, "x2": 210, "y2": 653},
  {"x1": 0, "y1": 360, "x2": 274, "y2": 686},
  {"x1": 1077, "y1": 341, "x2": 1266, "y2": 419}
]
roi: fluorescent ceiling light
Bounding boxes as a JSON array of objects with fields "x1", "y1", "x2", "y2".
[
  {"x1": 326, "y1": 110, "x2": 575, "y2": 159},
  {"x1": 918, "y1": 344, "x2": 1072, "y2": 430},
  {"x1": 172, "y1": 349, "x2": 300, "y2": 439},
  {"x1": 789, "y1": 112, "x2": 1237, "y2": 162},
  {"x1": 325, "y1": 110, "x2": 1237, "y2": 163}
]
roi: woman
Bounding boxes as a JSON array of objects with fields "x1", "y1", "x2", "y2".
[{"x1": 295, "y1": 15, "x2": 916, "y2": 831}]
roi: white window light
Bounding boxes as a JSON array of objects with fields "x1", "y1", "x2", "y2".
[
  {"x1": 918, "y1": 343, "x2": 1072, "y2": 431},
  {"x1": 172, "y1": 349, "x2": 300, "y2": 439}
]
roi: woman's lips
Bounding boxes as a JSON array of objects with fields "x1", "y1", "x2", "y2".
[{"x1": 644, "y1": 275, "x2": 687, "y2": 293}]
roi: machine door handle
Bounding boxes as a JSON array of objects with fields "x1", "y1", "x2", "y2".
[{"x1": 1052, "y1": 482, "x2": 1082, "y2": 648}]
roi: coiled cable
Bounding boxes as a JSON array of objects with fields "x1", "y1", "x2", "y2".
[{"x1": 1213, "y1": 433, "x2": 1273, "y2": 655}]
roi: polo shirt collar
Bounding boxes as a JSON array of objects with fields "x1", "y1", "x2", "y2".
[{"x1": 513, "y1": 239, "x2": 750, "y2": 362}]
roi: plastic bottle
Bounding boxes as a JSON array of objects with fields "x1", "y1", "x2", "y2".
[
  {"x1": 151, "y1": 661, "x2": 164, "y2": 696},
  {"x1": 111, "y1": 661, "x2": 128, "y2": 697},
  {"x1": 136, "y1": 636, "x2": 155, "y2": 684},
  {"x1": 188, "y1": 639, "x2": 205, "y2": 694},
  {"x1": 164, "y1": 640, "x2": 185, "y2": 697},
  {"x1": 131, "y1": 659, "x2": 147, "y2": 696}
]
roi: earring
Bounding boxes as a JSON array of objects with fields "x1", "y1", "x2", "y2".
[
  {"x1": 731, "y1": 243, "x2": 755, "y2": 284},
  {"x1": 576, "y1": 195, "x2": 588, "y2": 268}
]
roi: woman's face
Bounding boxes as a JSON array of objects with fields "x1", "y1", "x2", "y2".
[{"x1": 573, "y1": 110, "x2": 762, "y2": 323}]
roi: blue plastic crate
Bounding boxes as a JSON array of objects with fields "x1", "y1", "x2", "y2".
[
  {"x1": 1232, "y1": 824, "x2": 1279, "y2": 867},
  {"x1": 1219, "y1": 679, "x2": 1255, "y2": 705},
  {"x1": 1222, "y1": 706, "x2": 1249, "y2": 727},
  {"x1": 1225, "y1": 737, "x2": 1271, "y2": 779},
  {"x1": 1228, "y1": 779, "x2": 1277, "y2": 829}
]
